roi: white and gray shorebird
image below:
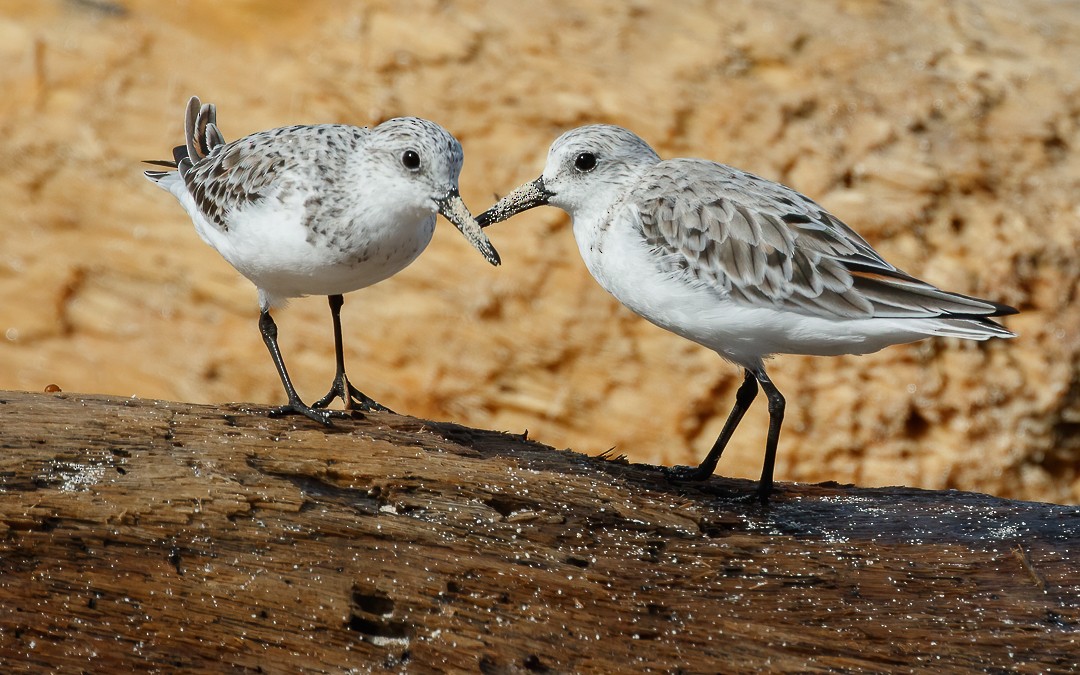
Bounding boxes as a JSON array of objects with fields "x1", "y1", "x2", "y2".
[
  {"x1": 145, "y1": 96, "x2": 500, "y2": 424},
  {"x1": 478, "y1": 125, "x2": 1016, "y2": 502}
]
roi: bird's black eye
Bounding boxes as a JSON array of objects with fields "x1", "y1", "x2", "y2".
[
  {"x1": 574, "y1": 152, "x2": 597, "y2": 172},
  {"x1": 401, "y1": 150, "x2": 421, "y2": 171}
]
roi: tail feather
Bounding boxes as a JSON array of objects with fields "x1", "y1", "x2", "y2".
[
  {"x1": 848, "y1": 264, "x2": 1018, "y2": 322},
  {"x1": 144, "y1": 96, "x2": 226, "y2": 185},
  {"x1": 183, "y1": 96, "x2": 201, "y2": 164},
  {"x1": 194, "y1": 103, "x2": 218, "y2": 157},
  {"x1": 205, "y1": 121, "x2": 224, "y2": 152},
  {"x1": 845, "y1": 263, "x2": 1018, "y2": 340},
  {"x1": 922, "y1": 316, "x2": 1016, "y2": 340}
]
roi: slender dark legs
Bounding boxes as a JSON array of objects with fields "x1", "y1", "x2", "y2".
[
  {"x1": 756, "y1": 371, "x2": 786, "y2": 503},
  {"x1": 311, "y1": 294, "x2": 393, "y2": 413},
  {"x1": 259, "y1": 309, "x2": 346, "y2": 425},
  {"x1": 257, "y1": 295, "x2": 391, "y2": 425},
  {"x1": 669, "y1": 366, "x2": 786, "y2": 504},
  {"x1": 676, "y1": 369, "x2": 759, "y2": 480}
]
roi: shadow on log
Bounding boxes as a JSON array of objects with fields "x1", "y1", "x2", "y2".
[{"x1": 0, "y1": 391, "x2": 1077, "y2": 672}]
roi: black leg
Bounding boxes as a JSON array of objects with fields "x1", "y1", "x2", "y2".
[
  {"x1": 311, "y1": 295, "x2": 394, "y2": 413},
  {"x1": 667, "y1": 369, "x2": 758, "y2": 482},
  {"x1": 754, "y1": 368, "x2": 786, "y2": 504},
  {"x1": 259, "y1": 309, "x2": 346, "y2": 426}
]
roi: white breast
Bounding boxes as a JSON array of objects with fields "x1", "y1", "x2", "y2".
[
  {"x1": 573, "y1": 204, "x2": 930, "y2": 369},
  {"x1": 174, "y1": 183, "x2": 435, "y2": 308}
]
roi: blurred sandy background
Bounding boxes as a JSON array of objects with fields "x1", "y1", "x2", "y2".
[{"x1": 1, "y1": 0, "x2": 1077, "y2": 502}]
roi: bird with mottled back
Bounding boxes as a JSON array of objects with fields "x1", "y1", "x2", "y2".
[
  {"x1": 477, "y1": 123, "x2": 1015, "y2": 502},
  {"x1": 146, "y1": 96, "x2": 499, "y2": 424}
]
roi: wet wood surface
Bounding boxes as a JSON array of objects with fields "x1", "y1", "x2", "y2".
[{"x1": 0, "y1": 390, "x2": 1077, "y2": 672}]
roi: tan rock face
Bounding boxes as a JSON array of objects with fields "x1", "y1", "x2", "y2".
[{"x1": 1, "y1": 0, "x2": 1076, "y2": 502}]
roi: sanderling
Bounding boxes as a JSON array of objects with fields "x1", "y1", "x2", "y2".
[
  {"x1": 478, "y1": 124, "x2": 1016, "y2": 502},
  {"x1": 145, "y1": 96, "x2": 500, "y2": 424}
]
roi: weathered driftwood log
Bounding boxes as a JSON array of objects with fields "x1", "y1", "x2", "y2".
[{"x1": 0, "y1": 391, "x2": 1076, "y2": 672}]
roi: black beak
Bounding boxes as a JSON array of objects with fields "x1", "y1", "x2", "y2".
[
  {"x1": 477, "y1": 177, "x2": 552, "y2": 228},
  {"x1": 436, "y1": 188, "x2": 501, "y2": 266}
]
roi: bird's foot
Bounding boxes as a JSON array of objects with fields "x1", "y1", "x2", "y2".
[
  {"x1": 754, "y1": 484, "x2": 774, "y2": 506},
  {"x1": 267, "y1": 400, "x2": 352, "y2": 426},
  {"x1": 663, "y1": 464, "x2": 715, "y2": 482},
  {"x1": 664, "y1": 465, "x2": 774, "y2": 506},
  {"x1": 730, "y1": 489, "x2": 773, "y2": 507},
  {"x1": 312, "y1": 380, "x2": 394, "y2": 414}
]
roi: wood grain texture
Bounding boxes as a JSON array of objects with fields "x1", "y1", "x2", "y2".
[
  {"x1": 2, "y1": 1, "x2": 1078, "y2": 503},
  {"x1": 0, "y1": 391, "x2": 1077, "y2": 672}
]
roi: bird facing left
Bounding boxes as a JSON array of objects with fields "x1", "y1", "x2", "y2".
[{"x1": 145, "y1": 96, "x2": 500, "y2": 425}]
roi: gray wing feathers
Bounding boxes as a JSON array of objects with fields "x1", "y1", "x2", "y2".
[{"x1": 634, "y1": 159, "x2": 1010, "y2": 323}]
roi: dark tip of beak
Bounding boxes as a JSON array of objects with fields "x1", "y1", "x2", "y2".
[
  {"x1": 435, "y1": 188, "x2": 501, "y2": 267},
  {"x1": 477, "y1": 176, "x2": 552, "y2": 228}
]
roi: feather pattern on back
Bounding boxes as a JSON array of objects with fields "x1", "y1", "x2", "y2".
[
  {"x1": 145, "y1": 97, "x2": 366, "y2": 234},
  {"x1": 631, "y1": 159, "x2": 1015, "y2": 327}
]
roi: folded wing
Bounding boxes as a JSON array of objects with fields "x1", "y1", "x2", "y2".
[{"x1": 632, "y1": 159, "x2": 1016, "y2": 325}]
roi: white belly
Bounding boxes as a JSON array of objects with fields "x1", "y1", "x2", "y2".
[{"x1": 178, "y1": 187, "x2": 435, "y2": 308}]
